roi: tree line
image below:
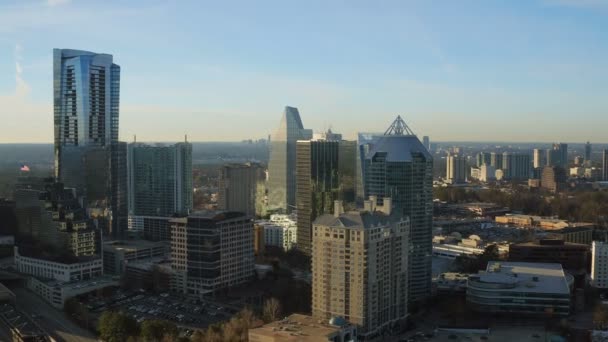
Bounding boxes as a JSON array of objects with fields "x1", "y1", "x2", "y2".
[
  {"x1": 434, "y1": 186, "x2": 608, "y2": 227},
  {"x1": 97, "y1": 298, "x2": 282, "y2": 342}
]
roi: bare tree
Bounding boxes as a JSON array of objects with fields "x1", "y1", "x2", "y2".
[{"x1": 263, "y1": 297, "x2": 282, "y2": 323}]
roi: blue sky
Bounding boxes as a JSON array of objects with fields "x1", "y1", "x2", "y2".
[{"x1": 1, "y1": 0, "x2": 607, "y2": 143}]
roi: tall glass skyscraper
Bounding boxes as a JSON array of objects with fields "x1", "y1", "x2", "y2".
[
  {"x1": 267, "y1": 106, "x2": 312, "y2": 212},
  {"x1": 127, "y1": 142, "x2": 193, "y2": 217},
  {"x1": 295, "y1": 134, "x2": 356, "y2": 254},
  {"x1": 362, "y1": 116, "x2": 433, "y2": 304},
  {"x1": 53, "y1": 49, "x2": 120, "y2": 178},
  {"x1": 53, "y1": 49, "x2": 126, "y2": 237}
]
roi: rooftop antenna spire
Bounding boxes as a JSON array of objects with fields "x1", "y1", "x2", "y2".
[
  {"x1": 185, "y1": 134, "x2": 188, "y2": 143},
  {"x1": 133, "y1": 135, "x2": 136, "y2": 143},
  {"x1": 384, "y1": 115, "x2": 416, "y2": 136}
]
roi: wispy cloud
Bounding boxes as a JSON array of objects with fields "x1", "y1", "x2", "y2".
[
  {"x1": 14, "y1": 44, "x2": 29, "y2": 96},
  {"x1": 0, "y1": 44, "x2": 51, "y2": 143}
]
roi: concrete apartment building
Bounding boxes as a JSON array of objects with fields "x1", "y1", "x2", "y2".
[{"x1": 312, "y1": 198, "x2": 409, "y2": 339}]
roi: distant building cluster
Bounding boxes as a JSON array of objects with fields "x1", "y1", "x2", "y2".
[{"x1": 19, "y1": 44, "x2": 608, "y2": 342}]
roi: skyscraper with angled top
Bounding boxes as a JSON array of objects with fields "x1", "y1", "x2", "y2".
[
  {"x1": 362, "y1": 116, "x2": 433, "y2": 304},
  {"x1": 53, "y1": 48, "x2": 126, "y2": 237},
  {"x1": 53, "y1": 49, "x2": 120, "y2": 179},
  {"x1": 267, "y1": 106, "x2": 312, "y2": 212}
]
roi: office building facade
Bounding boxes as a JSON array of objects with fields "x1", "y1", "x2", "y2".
[
  {"x1": 15, "y1": 247, "x2": 103, "y2": 283},
  {"x1": 127, "y1": 142, "x2": 192, "y2": 217},
  {"x1": 467, "y1": 262, "x2": 571, "y2": 317},
  {"x1": 541, "y1": 166, "x2": 567, "y2": 193},
  {"x1": 14, "y1": 180, "x2": 98, "y2": 257},
  {"x1": 533, "y1": 149, "x2": 547, "y2": 169},
  {"x1": 127, "y1": 215, "x2": 173, "y2": 241},
  {"x1": 490, "y1": 152, "x2": 503, "y2": 170},
  {"x1": 547, "y1": 143, "x2": 568, "y2": 168},
  {"x1": 509, "y1": 240, "x2": 589, "y2": 274},
  {"x1": 296, "y1": 136, "x2": 356, "y2": 254},
  {"x1": 103, "y1": 240, "x2": 169, "y2": 275},
  {"x1": 362, "y1": 116, "x2": 433, "y2": 303},
  {"x1": 170, "y1": 211, "x2": 254, "y2": 297},
  {"x1": 218, "y1": 163, "x2": 264, "y2": 217},
  {"x1": 476, "y1": 152, "x2": 492, "y2": 167},
  {"x1": 267, "y1": 106, "x2": 312, "y2": 212},
  {"x1": 592, "y1": 241, "x2": 608, "y2": 288},
  {"x1": 502, "y1": 152, "x2": 531, "y2": 180},
  {"x1": 446, "y1": 153, "x2": 467, "y2": 184}
]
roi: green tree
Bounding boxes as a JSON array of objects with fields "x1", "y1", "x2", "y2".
[
  {"x1": 140, "y1": 320, "x2": 177, "y2": 341},
  {"x1": 98, "y1": 311, "x2": 139, "y2": 342}
]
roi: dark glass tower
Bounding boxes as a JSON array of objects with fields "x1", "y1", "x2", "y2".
[
  {"x1": 127, "y1": 142, "x2": 193, "y2": 217},
  {"x1": 295, "y1": 135, "x2": 356, "y2": 254},
  {"x1": 362, "y1": 116, "x2": 433, "y2": 303}
]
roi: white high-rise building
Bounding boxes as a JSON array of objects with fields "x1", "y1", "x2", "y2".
[
  {"x1": 592, "y1": 241, "x2": 608, "y2": 288},
  {"x1": 255, "y1": 214, "x2": 297, "y2": 251}
]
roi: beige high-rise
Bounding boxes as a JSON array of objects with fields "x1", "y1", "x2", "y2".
[{"x1": 311, "y1": 198, "x2": 409, "y2": 339}]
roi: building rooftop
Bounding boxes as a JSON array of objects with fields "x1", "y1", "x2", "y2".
[
  {"x1": 511, "y1": 240, "x2": 589, "y2": 249},
  {"x1": 103, "y1": 239, "x2": 169, "y2": 252},
  {"x1": 125, "y1": 257, "x2": 172, "y2": 272},
  {"x1": 37, "y1": 275, "x2": 118, "y2": 290},
  {"x1": 366, "y1": 135, "x2": 432, "y2": 162},
  {"x1": 475, "y1": 261, "x2": 570, "y2": 295},
  {"x1": 248, "y1": 313, "x2": 351, "y2": 342},
  {"x1": 0, "y1": 303, "x2": 48, "y2": 340},
  {"x1": 313, "y1": 210, "x2": 404, "y2": 229},
  {"x1": 170, "y1": 210, "x2": 250, "y2": 223}
]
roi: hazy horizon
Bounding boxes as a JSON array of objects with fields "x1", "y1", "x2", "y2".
[{"x1": 1, "y1": 0, "x2": 607, "y2": 143}]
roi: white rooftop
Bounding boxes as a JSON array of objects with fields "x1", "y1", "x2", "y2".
[{"x1": 477, "y1": 261, "x2": 570, "y2": 294}]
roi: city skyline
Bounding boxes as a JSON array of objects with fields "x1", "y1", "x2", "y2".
[{"x1": 1, "y1": 0, "x2": 608, "y2": 143}]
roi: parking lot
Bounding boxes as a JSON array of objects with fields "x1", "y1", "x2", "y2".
[{"x1": 83, "y1": 289, "x2": 237, "y2": 332}]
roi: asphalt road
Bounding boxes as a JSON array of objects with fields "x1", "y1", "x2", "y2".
[{"x1": 12, "y1": 287, "x2": 97, "y2": 342}]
